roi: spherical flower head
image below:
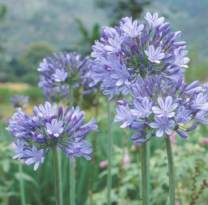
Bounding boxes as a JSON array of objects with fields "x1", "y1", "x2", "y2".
[
  {"x1": 7, "y1": 102, "x2": 97, "y2": 170},
  {"x1": 89, "y1": 12, "x2": 189, "y2": 98},
  {"x1": 38, "y1": 52, "x2": 92, "y2": 99},
  {"x1": 115, "y1": 76, "x2": 208, "y2": 145}
]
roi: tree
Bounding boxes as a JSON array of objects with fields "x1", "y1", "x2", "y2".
[
  {"x1": 96, "y1": 0, "x2": 150, "y2": 25},
  {"x1": 75, "y1": 19, "x2": 100, "y2": 55}
]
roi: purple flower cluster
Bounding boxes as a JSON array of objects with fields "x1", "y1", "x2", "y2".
[
  {"x1": 11, "y1": 95, "x2": 29, "y2": 108},
  {"x1": 38, "y1": 52, "x2": 91, "y2": 99},
  {"x1": 89, "y1": 12, "x2": 189, "y2": 98},
  {"x1": 7, "y1": 102, "x2": 97, "y2": 170},
  {"x1": 115, "y1": 76, "x2": 208, "y2": 144}
]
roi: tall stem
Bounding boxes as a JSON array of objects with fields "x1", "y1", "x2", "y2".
[
  {"x1": 165, "y1": 137, "x2": 175, "y2": 205},
  {"x1": 88, "y1": 94, "x2": 99, "y2": 203},
  {"x1": 107, "y1": 101, "x2": 113, "y2": 205},
  {"x1": 58, "y1": 152, "x2": 63, "y2": 205},
  {"x1": 69, "y1": 82, "x2": 74, "y2": 107},
  {"x1": 53, "y1": 149, "x2": 62, "y2": 205},
  {"x1": 68, "y1": 84, "x2": 76, "y2": 205},
  {"x1": 141, "y1": 141, "x2": 150, "y2": 205},
  {"x1": 18, "y1": 164, "x2": 26, "y2": 205},
  {"x1": 70, "y1": 159, "x2": 76, "y2": 205}
]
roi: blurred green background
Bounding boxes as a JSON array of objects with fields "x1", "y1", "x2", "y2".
[{"x1": 0, "y1": 1, "x2": 208, "y2": 205}]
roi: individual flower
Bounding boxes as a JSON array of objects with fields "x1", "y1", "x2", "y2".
[
  {"x1": 145, "y1": 45, "x2": 165, "y2": 64},
  {"x1": 52, "y1": 69, "x2": 68, "y2": 82},
  {"x1": 195, "y1": 111, "x2": 208, "y2": 125},
  {"x1": 46, "y1": 119, "x2": 64, "y2": 137},
  {"x1": 23, "y1": 146, "x2": 45, "y2": 171},
  {"x1": 64, "y1": 140, "x2": 92, "y2": 160},
  {"x1": 191, "y1": 93, "x2": 208, "y2": 111},
  {"x1": 38, "y1": 52, "x2": 92, "y2": 99},
  {"x1": 114, "y1": 103, "x2": 136, "y2": 128},
  {"x1": 150, "y1": 117, "x2": 175, "y2": 137},
  {"x1": 144, "y1": 12, "x2": 165, "y2": 28},
  {"x1": 115, "y1": 76, "x2": 208, "y2": 144},
  {"x1": 7, "y1": 102, "x2": 97, "y2": 170},
  {"x1": 11, "y1": 95, "x2": 29, "y2": 109},
  {"x1": 120, "y1": 17, "x2": 144, "y2": 38},
  {"x1": 131, "y1": 97, "x2": 153, "y2": 118},
  {"x1": 89, "y1": 12, "x2": 189, "y2": 98},
  {"x1": 174, "y1": 48, "x2": 190, "y2": 68},
  {"x1": 33, "y1": 102, "x2": 57, "y2": 118},
  {"x1": 152, "y1": 96, "x2": 178, "y2": 118},
  {"x1": 175, "y1": 106, "x2": 191, "y2": 123}
]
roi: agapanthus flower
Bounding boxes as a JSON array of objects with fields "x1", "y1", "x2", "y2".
[
  {"x1": 150, "y1": 117, "x2": 175, "y2": 137},
  {"x1": 145, "y1": 45, "x2": 165, "y2": 64},
  {"x1": 38, "y1": 52, "x2": 92, "y2": 99},
  {"x1": 7, "y1": 102, "x2": 97, "y2": 170},
  {"x1": 115, "y1": 76, "x2": 208, "y2": 144},
  {"x1": 11, "y1": 95, "x2": 29, "y2": 108},
  {"x1": 89, "y1": 12, "x2": 189, "y2": 98},
  {"x1": 152, "y1": 96, "x2": 178, "y2": 118},
  {"x1": 120, "y1": 17, "x2": 144, "y2": 38},
  {"x1": 144, "y1": 12, "x2": 164, "y2": 28}
]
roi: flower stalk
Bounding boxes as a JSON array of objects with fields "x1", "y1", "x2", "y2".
[
  {"x1": 69, "y1": 83, "x2": 76, "y2": 205},
  {"x1": 165, "y1": 137, "x2": 175, "y2": 205},
  {"x1": 58, "y1": 152, "x2": 63, "y2": 205},
  {"x1": 18, "y1": 164, "x2": 26, "y2": 205},
  {"x1": 141, "y1": 141, "x2": 150, "y2": 205},
  {"x1": 53, "y1": 149, "x2": 62, "y2": 205},
  {"x1": 70, "y1": 159, "x2": 76, "y2": 205},
  {"x1": 107, "y1": 101, "x2": 113, "y2": 205}
]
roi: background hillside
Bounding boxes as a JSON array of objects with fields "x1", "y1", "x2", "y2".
[
  {"x1": 0, "y1": 0, "x2": 107, "y2": 55},
  {"x1": 0, "y1": 0, "x2": 207, "y2": 57}
]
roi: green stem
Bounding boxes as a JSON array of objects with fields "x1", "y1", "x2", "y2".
[
  {"x1": 107, "y1": 101, "x2": 112, "y2": 205},
  {"x1": 68, "y1": 83, "x2": 76, "y2": 205},
  {"x1": 69, "y1": 82, "x2": 74, "y2": 107},
  {"x1": 53, "y1": 149, "x2": 62, "y2": 205},
  {"x1": 141, "y1": 141, "x2": 150, "y2": 205},
  {"x1": 88, "y1": 95, "x2": 99, "y2": 204},
  {"x1": 18, "y1": 164, "x2": 26, "y2": 205},
  {"x1": 70, "y1": 159, "x2": 76, "y2": 205},
  {"x1": 165, "y1": 137, "x2": 175, "y2": 205},
  {"x1": 58, "y1": 152, "x2": 63, "y2": 205}
]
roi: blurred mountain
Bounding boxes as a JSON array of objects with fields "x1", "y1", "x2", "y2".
[
  {"x1": 0, "y1": 0, "x2": 107, "y2": 55},
  {"x1": 0, "y1": 0, "x2": 207, "y2": 57}
]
